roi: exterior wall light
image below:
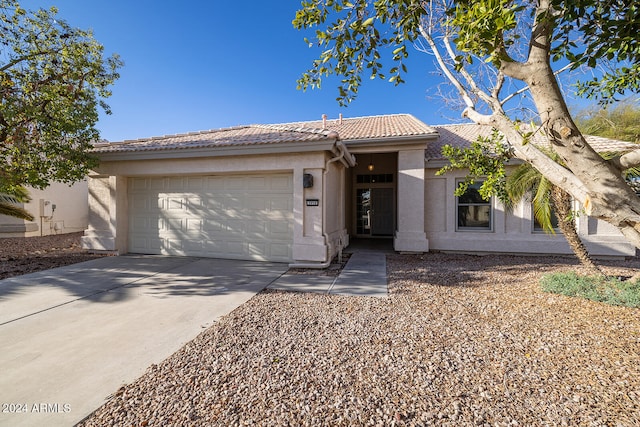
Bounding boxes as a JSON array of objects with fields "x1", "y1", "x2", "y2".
[{"x1": 303, "y1": 173, "x2": 314, "y2": 188}]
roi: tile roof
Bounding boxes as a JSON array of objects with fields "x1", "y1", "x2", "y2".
[
  {"x1": 428, "y1": 123, "x2": 639, "y2": 160},
  {"x1": 93, "y1": 114, "x2": 437, "y2": 154},
  {"x1": 274, "y1": 114, "x2": 437, "y2": 141},
  {"x1": 91, "y1": 125, "x2": 333, "y2": 154}
]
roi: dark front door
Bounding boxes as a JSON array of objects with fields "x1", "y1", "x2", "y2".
[{"x1": 356, "y1": 187, "x2": 394, "y2": 236}]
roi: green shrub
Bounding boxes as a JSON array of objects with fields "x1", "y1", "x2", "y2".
[{"x1": 540, "y1": 272, "x2": 640, "y2": 308}]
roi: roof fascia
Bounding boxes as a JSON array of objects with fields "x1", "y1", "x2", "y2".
[
  {"x1": 95, "y1": 139, "x2": 338, "y2": 162},
  {"x1": 344, "y1": 134, "x2": 438, "y2": 153}
]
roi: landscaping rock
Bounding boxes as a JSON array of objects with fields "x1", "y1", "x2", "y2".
[{"x1": 77, "y1": 252, "x2": 640, "y2": 426}]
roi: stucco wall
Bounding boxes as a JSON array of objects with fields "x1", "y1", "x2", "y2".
[
  {"x1": 82, "y1": 151, "x2": 349, "y2": 264},
  {"x1": 0, "y1": 180, "x2": 88, "y2": 237},
  {"x1": 323, "y1": 158, "x2": 349, "y2": 260},
  {"x1": 425, "y1": 167, "x2": 636, "y2": 258}
]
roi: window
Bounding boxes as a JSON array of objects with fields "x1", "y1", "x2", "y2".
[
  {"x1": 456, "y1": 181, "x2": 492, "y2": 230},
  {"x1": 356, "y1": 174, "x2": 393, "y2": 184}
]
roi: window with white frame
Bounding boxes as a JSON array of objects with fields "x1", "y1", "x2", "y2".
[{"x1": 456, "y1": 180, "x2": 492, "y2": 230}]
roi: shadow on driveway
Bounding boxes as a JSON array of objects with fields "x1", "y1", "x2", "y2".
[
  {"x1": 0, "y1": 255, "x2": 287, "y2": 325},
  {"x1": 0, "y1": 255, "x2": 288, "y2": 427}
]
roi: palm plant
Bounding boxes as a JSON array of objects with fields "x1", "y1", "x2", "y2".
[
  {"x1": 0, "y1": 185, "x2": 34, "y2": 221},
  {"x1": 505, "y1": 160, "x2": 602, "y2": 274}
]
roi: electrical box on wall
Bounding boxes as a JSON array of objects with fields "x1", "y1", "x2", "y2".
[{"x1": 39, "y1": 199, "x2": 53, "y2": 217}]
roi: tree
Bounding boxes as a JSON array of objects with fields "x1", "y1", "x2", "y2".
[
  {"x1": 505, "y1": 159, "x2": 601, "y2": 273},
  {"x1": 438, "y1": 131, "x2": 601, "y2": 272},
  {"x1": 0, "y1": 1, "x2": 122, "y2": 190},
  {"x1": 0, "y1": 185, "x2": 33, "y2": 220},
  {"x1": 294, "y1": 0, "x2": 640, "y2": 250},
  {"x1": 575, "y1": 101, "x2": 640, "y2": 143}
]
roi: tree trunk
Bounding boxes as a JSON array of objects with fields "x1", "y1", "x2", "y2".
[
  {"x1": 494, "y1": 0, "x2": 640, "y2": 251},
  {"x1": 550, "y1": 186, "x2": 603, "y2": 275}
]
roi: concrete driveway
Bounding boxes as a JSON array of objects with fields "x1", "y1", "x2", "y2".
[{"x1": 0, "y1": 255, "x2": 288, "y2": 427}]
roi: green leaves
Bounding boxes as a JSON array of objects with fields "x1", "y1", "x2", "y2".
[
  {"x1": 294, "y1": 0, "x2": 639, "y2": 111},
  {"x1": 0, "y1": 1, "x2": 122, "y2": 189},
  {"x1": 447, "y1": 0, "x2": 523, "y2": 68},
  {"x1": 0, "y1": 181, "x2": 33, "y2": 220},
  {"x1": 294, "y1": 0, "x2": 424, "y2": 105},
  {"x1": 551, "y1": 0, "x2": 640, "y2": 104},
  {"x1": 436, "y1": 130, "x2": 512, "y2": 202}
]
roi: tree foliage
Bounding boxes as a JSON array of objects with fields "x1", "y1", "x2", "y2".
[
  {"x1": 575, "y1": 101, "x2": 640, "y2": 143},
  {"x1": 295, "y1": 0, "x2": 640, "y2": 251},
  {"x1": 504, "y1": 156, "x2": 601, "y2": 273},
  {"x1": 436, "y1": 130, "x2": 510, "y2": 202},
  {"x1": 0, "y1": 1, "x2": 122, "y2": 189},
  {"x1": 0, "y1": 184, "x2": 32, "y2": 220},
  {"x1": 294, "y1": 1, "x2": 639, "y2": 106}
]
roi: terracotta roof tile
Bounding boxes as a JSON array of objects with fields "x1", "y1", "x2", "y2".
[
  {"x1": 93, "y1": 114, "x2": 437, "y2": 154},
  {"x1": 91, "y1": 125, "x2": 333, "y2": 153},
  {"x1": 428, "y1": 123, "x2": 639, "y2": 160},
  {"x1": 275, "y1": 114, "x2": 437, "y2": 140}
]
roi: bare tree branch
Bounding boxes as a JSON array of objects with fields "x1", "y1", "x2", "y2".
[{"x1": 611, "y1": 149, "x2": 640, "y2": 171}]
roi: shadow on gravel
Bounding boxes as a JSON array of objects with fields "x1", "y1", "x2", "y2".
[{"x1": 386, "y1": 252, "x2": 640, "y2": 291}]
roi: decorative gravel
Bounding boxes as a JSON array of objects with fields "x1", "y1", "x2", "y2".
[
  {"x1": 78, "y1": 253, "x2": 640, "y2": 426},
  {"x1": 0, "y1": 232, "x2": 105, "y2": 279}
]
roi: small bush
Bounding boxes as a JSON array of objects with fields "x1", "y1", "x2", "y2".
[{"x1": 540, "y1": 272, "x2": 640, "y2": 308}]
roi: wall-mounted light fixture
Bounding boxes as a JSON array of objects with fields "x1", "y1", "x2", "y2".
[
  {"x1": 303, "y1": 173, "x2": 314, "y2": 188},
  {"x1": 367, "y1": 154, "x2": 374, "y2": 171}
]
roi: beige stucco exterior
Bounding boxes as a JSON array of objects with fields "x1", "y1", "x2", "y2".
[
  {"x1": 0, "y1": 180, "x2": 88, "y2": 237},
  {"x1": 81, "y1": 116, "x2": 637, "y2": 264},
  {"x1": 82, "y1": 142, "x2": 356, "y2": 265},
  {"x1": 424, "y1": 166, "x2": 636, "y2": 258}
]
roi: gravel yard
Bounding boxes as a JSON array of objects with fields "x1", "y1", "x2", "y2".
[
  {"x1": 0, "y1": 232, "x2": 105, "y2": 279},
  {"x1": 77, "y1": 253, "x2": 640, "y2": 426}
]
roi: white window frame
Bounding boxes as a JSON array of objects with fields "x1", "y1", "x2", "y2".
[{"x1": 456, "y1": 180, "x2": 493, "y2": 232}]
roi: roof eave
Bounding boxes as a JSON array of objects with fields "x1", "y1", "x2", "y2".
[
  {"x1": 94, "y1": 138, "x2": 338, "y2": 162},
  {"x1": 343, "y1": 133, "x2": 439, "y2": 153}
]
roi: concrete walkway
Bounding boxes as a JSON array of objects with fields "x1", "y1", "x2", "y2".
[
  {"x1": 0, "y1": 256, "x2": 288, "y2": 427},
  {"x1": 268, "y1": 251, "x2": 388, "y2": 297}
]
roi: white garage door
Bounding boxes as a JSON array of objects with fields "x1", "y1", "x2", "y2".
[{"x1": 128, "y1": 174, "x2": 293, "y2": 262}]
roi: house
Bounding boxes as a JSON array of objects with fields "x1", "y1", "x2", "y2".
[
  {"x1": 0, "y1": 180, "x2": 88, "y2": 238},
  {"x1": 81, "y1": 114, "x2": 637, "y2": 265}
]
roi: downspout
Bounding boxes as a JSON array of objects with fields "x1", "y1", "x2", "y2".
[{"x1": 289, "y1": 135, "x2": 354, "y2": 269}]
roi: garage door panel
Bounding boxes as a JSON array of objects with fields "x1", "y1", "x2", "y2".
[
  {"x1": 206, "y1": 177, "x2": 225, "y2": 190},
  {"x1": 247, "y1": 197, "x2": 269, "y2": 211},
  {"x1": 270, "y1": 243, "x2": 290, "y2": 258},
  {"x1": 187, "y1": 177, "x2": 205, "y2": 190},
  {"x1": 270, "y1": 196, "x2": 292, "y2": 211},
  {"x1": 130, "y1": 178, "x2": 148, "y2": 190},
  {"x1": 226, "y1": 177, "x2": 246, "y2": 190},
  {"x1": 167, "y1": 177, "x2": 184, "y2": 190},
  {"x1": 270, "y1": 175, "x2": 293, "y2": 191},
  {"x1": 131, "y1": 236, "x2": 163, "y2": 253},
  {"x1": 186, "y1": 218, "x2": 202, "y2": 231},
  {"x1": 129, "y1": 173, "x2": 293, "y2": 261},
  {"x1": 203, "y1": 219, "x2": 224, "y2": 232},
  {"x1": 247, "y1": 176, "x2": 268, "y2": 190},
  {"x1": 246, "y1": 221, "x2": 266, "y2": 234},
  {"x1": 226, "y1": 241, "x2": 244, "y2": 255}
]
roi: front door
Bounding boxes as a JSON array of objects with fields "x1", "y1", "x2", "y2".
[{"x1": 356, "y1": 187, "x2": 394, "y2": 236}]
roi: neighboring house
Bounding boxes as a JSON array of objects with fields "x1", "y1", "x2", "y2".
[
  {"x1": 82, "y1": 114, "x2": 637, "y2": 265},
  {"x1": 0, "y1": 180, "x2": 89, "y2": 238}
]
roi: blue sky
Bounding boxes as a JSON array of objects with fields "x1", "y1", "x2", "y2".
[
  {"x1": 19, "y1": 0, "x2": 465, "y2": 142},
  {"x1": 19, "y1": 1, "x2": 600, "y2": 142}
]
